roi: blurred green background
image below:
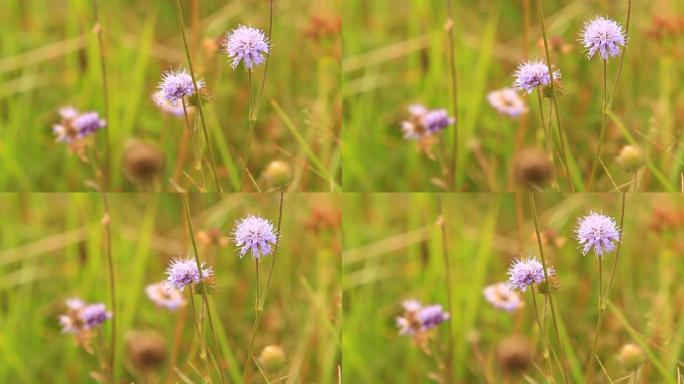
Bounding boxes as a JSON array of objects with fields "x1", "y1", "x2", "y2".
[
  {"x1": 343, "y1": 193, "x2": 684, "y2": 382},
  {"x1": 0, "y1": 193, "x2": 340, "y2": 382},
  {"x1": 343, "y1": 0, "x2": 684, "y2": 192},
  {"x1": 0, "y1": 0, "x2": 340, "y2": 192}
]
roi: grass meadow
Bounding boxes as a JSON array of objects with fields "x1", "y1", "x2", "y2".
[
  {"x1": 343, "y1": 0, "x2": 684, "y2": 192},
  {"x1": 1, "y1": 0, "x2": 340, "y2": 192},
  {"x1": 0, "y1": 193, "x2": 341, "y2": 383},
  {"x1": 343, "y1": 193, "x2": 684, "y2": 382}
]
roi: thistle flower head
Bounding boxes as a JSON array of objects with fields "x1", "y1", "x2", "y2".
[
  {"x1": 513, "y1": 60, "x2": 561, "y2": 94},
  {"x1": 576, "y1": 212, "x2": 620, "y2": 257},
  {"x1": 158, "y1": 68, "x2": 204, "y2": 102},
  {"x1": 581, "y1": 16, "x2": 626, "y2": 60},
  {"x1": 152, "y1": 90, "x2": 185, "y2": 116},
  {"x1": 507, "y1": 256, "x2": 554, "y2": 292},
  {"x1": 145, "y1": 281, "x2": 186, "y2": 310},
  {"x1": 165, "y1": 257, "x2": 213, "y2": 292},
  {"x1": 59, "y1": 299, "x2": 111, "y2": 334},
  {"x1": 73, "y1": 112, "x2": 106, "y2": 136},
  {"x1": 224, "y1": 25, "x2": 270, "y2": 70},
  {"x1": 80, "y1": 304, "x2": 112, "y2": 330},
  {"x1": 487, "y1": 88, "x2": 529, "y2": 118},
  {"x1": 483, "y1": 283, "x2": 524, "y2": 312},
  {"x1": 233, "y1": 215, "x2": 278, "y2": 260}
]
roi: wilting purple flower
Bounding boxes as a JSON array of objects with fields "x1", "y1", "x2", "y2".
[
  {"x1": 487, "y1": 88, "x2": 529, "y2": 118},
  {"x1": 396, "y1": 299, "x2": 449, "y2": 336},
  {"x1": 513, "y1": 60, "x2": 561, "y2": 94},
  {"x1": 73, "y1": 112, "x2": 106, "y2": 136},
  {"x1": 576, "y1": 212, "x2": 620, "y2": 257},
  {"x1": 581, "y1": 17, "x2": 626, "y2": 60},
  {"x1": 224, "y1": 25, "x2": 270, "y2": 70},
  {"x1": 158, "y1": 68, "x2": 204, "y2": 102},
  {"x1": 507, "y1": 256, "x2": 554, "y2": 292},
  {"x1": 400, "y1": 104, "x2": 454, "y2": 140},
  {"x1": 483, "y1": 282, "x2": 523, "y2": 312},
  {"x1": 80, "y1": 303, "x2": 112, "y2": 330},
  {"x1": 233, "y1": 215, "x2": 278, "y2": 260},
  {"x1": 152, "y1": 90, "x2": 185, "y2": 116},
  {"x1": 165, "y1": 257, "x2": 213, "y2": 292},
  {"x1": 145, "y1": 281, "x2": 186, "y2": 310}
]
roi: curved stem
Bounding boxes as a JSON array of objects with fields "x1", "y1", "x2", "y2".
[
  {"x1": 529, "y1": 192, "x2": 569, "y2": 384},
  {"x1": 535, "y1": 0, "x2": 574, "y2": 191},
  {"x1": 101, "y1": 193, "x2": 116, "y2": 383},
  {"x1": 174, "y1": 0, "x2": 222, "y2": 192},
  {"x1": 445, "y1": 0, "x2": 459, "y2": 190},
  {"x1": 93, "y1": 0, "x2": 111, "y2": 191},
  {"x1": 181, "y1": 194, "x2": 226, "y2": 383}
]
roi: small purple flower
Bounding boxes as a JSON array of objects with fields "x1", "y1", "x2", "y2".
[
  {"x1": 145, "y1": 281, "x2": 186, "y2": 310},
  {"x1": 73, "y1": 112, "x2": 106, "y2": 136},
  {"x1": 58, "y1": 106, "x2": 79, "y2": 120},
  {"x1": 400, "y1": 104, "x2": 454, "y2": 140},
  {"x1": 422, "y1": 109, "x2": 454, "y2": 134},
  {"x1": 483, "y1": 282, "x2": 523, "y2": 312},
  {"x1": 396, "y1": 299, "x2": 449, "y2": 336},
  {"x1": 224, "y1": 25, "x2": 270, "y2": 70},
  {"x1": 487, "y1": 88, "x2": 529, "y2": 118},
  {"x1": 233, "y1": 215, "x2": 278, "y2": 260},
  {"x1": 80, "y1": 303, "x2": 112, "y2": 330},
  {"x1": 165, "y1": 257, "x2": 213, "y2": 292},
  {"x1": 513, "y1": 60, "x2": 561, "y2": 94},
  {"x1": 581, "y1": 17, "x2": 626, "y2": 60},
  {"x1": 159, "y1": 68, "x2": 204, "y2": 102},
  {"x1": 507, "y1": 256, "x2": 554, "y2": 292},
  {"x1": 576, "y1": 212, "x2": 620, "y2": 257},
  {"x1": 152, "y1": 90, "x2": 185, "y2": 116}
]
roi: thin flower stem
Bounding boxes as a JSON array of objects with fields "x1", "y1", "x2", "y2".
[
  {"x1": 587, "y1": 60, "x2": 609, "y2": 191},
  {"x1": 598, "y1": 256, "x2": 603, "y2": 310},
  {"x1": 174, "y1": 0, "x2": 222, "y2": 192},
  {"x1": 535, "y1": 0, "x2": 574, "y2": 191},
  {"x1": 530, "y1": 289, "x2": 554, "y2": 383},
  {"x1": 537, "y1": 90, "x2": 558, "y2": 186},
  {"x1": 187, "y1": 288, "x2": 211, "y2": 382},
  {"x1": 93, "y1": 0, "x2": 111, "y2": 191},
  {"x1": 101, "y1": 193, "x2": 116, "y2": 383},
  {"x1": 607, "y1": 0, "x2": 633, "y2": 109},
  {"x1": 529, "y1": 192, "x2": 569, "y2": 384},
  {"x1": 584, "y1": 192, "x2": 626, "y2": 382},
  {"x1": 445, "y1": 0, "x2": 459, "y2": 190},
  {"x1": 242, "y1": 193, "x2": 285, "y2": 384},
  {"x1": 254, "y1": 0, "x2": 274, "y2": 114},
  {"x1": 239, "y1": 71, "x2": 259, "y2": 192},
  {"x1": 182, "y1": 102, "x2": 206, "y2": 191},
  {"x1": 181, "y1": 193, "x2": 226, "y2": 384},
  {"x1": 437, "y1": 195, "x2": 454, "y2": 383}
]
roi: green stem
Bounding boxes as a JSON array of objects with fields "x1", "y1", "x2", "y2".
[
  {"x1": 242, "y1": 193, "x2": 285, "y2": 384},
  {"x1": 239, "y1": 71, "x2": 258, "y2": 192},
  {"x1": 437, "y1": 195, "x2": 454, "y2": 383},
  {"x1": 182, "y1": 101, "x2": 206, "y2": 191},
  {"x1": 174, "y1": 0, "x2": 222, "y2": 192},
  {"x1": 187, "y1": 288, "x2": 211, "y2": 382},
  {"x1": 587, "y1": 61, "x2": 608, "y2": 191},
  {"x1": 181, "y1": 193, "x2": 226, "y2": 384},
  {"x1": 584, "y1": 193, "x2": 626, "y2": 382},
  {"x1": 535, "y1": 0, "x2": 574, "y2": 191},
  {"x1": 529, "y1": 192, "x2": 569, "y2": 384},
  {"x1": 445, "y1": 0, "x2": 459, "y2": 190},
  {"x1": 537, "y1": 90, "x2": 558, "y2": 186},
  {"x1": 101, "y1": 193, "x2": 116, "y2": 383},
  {"x1": 93, "y1": 0, "x2": 111, "y2": 191}
]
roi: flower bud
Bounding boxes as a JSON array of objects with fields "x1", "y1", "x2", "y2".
[
  {"x1": 262, "y1": 160, "x2": 292, "y2": 188},
  {"x1": 497, "y1": 335, "x2": 533, "y2": 374},
  {"x1": 126, "y1": 330, "x2": 167, "y2": 372},
  {"x1": 258, "y1": 345, "x2": 286, "y2": 370},
  {"x1": 618, "y1": 343, "x2": 645, "y2": 370},
  {"x1": 123, "y1": 139, "x2": 164, "y2": 184},
  {"x1": 515, "y1": 148, "x2": 553, "y2": 188},
  {"x1": 616, "y1": 145, "x2": 644, "y2": 171}
]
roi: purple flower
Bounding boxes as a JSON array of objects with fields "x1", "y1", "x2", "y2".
[
  {"x1": 483, "y1": 282, "x2": 523, "y2": 312},
  {"x1": 507, "y1": 256, "x2": 554, "y2": 292},
  {"x1": 152, "y1": 90, "x2": 185, "y2": 116},
  {"x1": 224, "y1": 25, "x2": 270, "y2": 70},
  {"x1": 400, "y1": 104, "x2": 454, "y2": 140},
  {"x1": 396, "y1": 299, "x2": 450, "y2": 336},
  {"x1": 581, "y1": 17, "x2": 626, "y2": 60},
  {"x1": 80, "y1": 303, "x2": 112, "y2": 330},
  {"x1": 233, "y1": 215, "x2": 278, "y2": 260},
  {"x1": 513, "y1": 60, "x2": 561, "y2": 94},
  {"x1": 576, "y1": 212, "x2": 620, "y2": 257},
  {"x1": 165, "y1": 257, "x2": 213, "y2": 292},
  {"x1": 73, "y1": 112, "x2": 106, "y2": 136},
  {"x1": 145, "y1": 281, "x2": 186, "y2": 310},
  {"x1": 158, "y1": 68, "x2": 204, "y2": 102},
  {"x1": 58, "y1": 106, "x2": 79, "y2": 120},
  {"x1": 487, "y1": 88, "x2": 529, "y2": 118}
]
